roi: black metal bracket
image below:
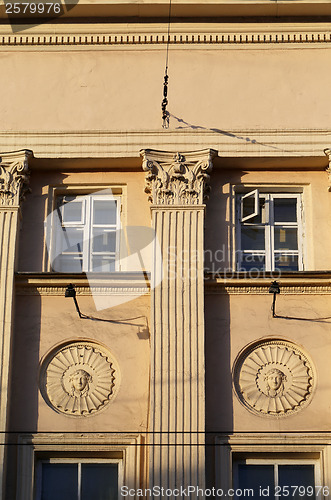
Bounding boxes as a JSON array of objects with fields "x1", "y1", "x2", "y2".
[{"x1": 269, "y1": 280, "x2": 280, "y2": 318}]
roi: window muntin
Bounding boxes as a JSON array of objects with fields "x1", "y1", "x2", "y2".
[
  {"x1": 236, "y1": 193, "x2": 303, "y2": 272},
  {"x1": 233, "y1": 458, "x2": 321, "y2": 500},
  {"x1": 52, "y1": 194, "x2": 121, "y2": 273},
  {"x1": 36, "y1": 459, "x2": 119, "y2": 500}
]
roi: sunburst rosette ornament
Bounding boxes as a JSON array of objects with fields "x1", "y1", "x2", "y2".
[
  {"x1": 40, "y1": 341, "x2": 118, "y2": 416},
  {"x1": 234, "y1": 340, "x2": 315, "y2": 417}
]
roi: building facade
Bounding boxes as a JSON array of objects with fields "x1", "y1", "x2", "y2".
[{"x1": 0, "y1": 0, "x2": 331, "y2": 498}]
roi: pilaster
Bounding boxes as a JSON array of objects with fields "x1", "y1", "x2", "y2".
[
  {"x1": 141, "y1": 149, "x2": 216, "y2": 495},
  {"x1": 0, "y1": 150, "x2": 32, "y2": 498}
]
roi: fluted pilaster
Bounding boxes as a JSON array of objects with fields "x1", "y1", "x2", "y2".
[
  {"x1": 141, "y1": 149, "x2": 216, "y2": 495},
  {"x1": 0, "y1": 150, "x2": 32, "y2": 497}
]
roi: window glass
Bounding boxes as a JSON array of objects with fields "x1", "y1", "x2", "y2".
[
  {"x1": 274, "y1": 254, "x2": 298, "y2": 271},
  {"x1": 236, "y1": 465, "x2": 274, "y2": 499},
  {"x1": 61, "y1": 199, "x2": 84, "y2": 224},
  {"x1": 274, "y1": 198, "x2": 297, "y2": 223},
  {"x1": 38, "y1": 461, "x2": 118, "y2": 500},
  {"x1": 93, "y1": 200, "x2": 117, "y2": 225},
  {"x1": 92, "y1": 256, "x2": 116, "y2": 272},
  {"x1": 237, "y1": 193, "x2": 302, "y2": 272},
  {"x1": 81, "y1": 463, "x2": 118, "y2": 500},
  {"x1": 274, "y1": 228, "x2": 298, "y2": 250},
  {"x1": 92, "y1": 229, "x2": 117, "y2": 253},
  {"x1": 278, "y1": 465, "x2": 315, "y2": 500},
  {"x1": 53, "y1": 194, "x2": 120, "y2": 273},
  {"x1": 41, "y1": 463, "x2": 78, "y2": 500},
  {"x1": 239, "y1": 254, "x2": 265, "y2": 271},
  {"x1": 241, "y1": 227, "x2": 265, "y2": 251}
]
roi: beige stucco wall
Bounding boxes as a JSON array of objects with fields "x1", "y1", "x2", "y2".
[
  {"x1": 205, "y1": 292, "x2": 331, "y2": 433},
  {"x1": 9, "y1": 293, "x2": 150, "y2": 432},
  {"x1": 0, "y1": 38, "x2": 330, "y2": 133}
]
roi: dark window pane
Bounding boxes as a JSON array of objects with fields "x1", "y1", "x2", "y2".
[
  {"x1": 274, "y1": 228, "x2": 298, "y2": 251},
  {"x1": 274, "y1": 254, "x2": 298, "y2": 271},
  {"x1": 41, "y1": 463, "x2": 78, "y2": 500},
  {"x1": 81, "y1": 463, "x2": 118, "y2": 500},
  {"x1": 242, "y1": 197, "x2": 266, "y2": 224},
  {"x1": 274, "y1": 199, "x2": 297, "y2": 223},
  {"x1": 93, "y1": 200, "x2": 117, "y2": 225},
  {"x1": 279, "y1": 465, "x2": 315, "y2": 500},
  {"x1": 239, "y1": 254, "x2": 265, "y2": 271},
  {"x1": 241, "y1": 227, "x2": 265, "y2": 250},
  {"x1": 236, "y1": 465, "x2": 274, "y2": 500}
]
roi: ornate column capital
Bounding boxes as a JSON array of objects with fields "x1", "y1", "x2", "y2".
[
  {"x1": 324, "y1": 148, "x2": 331, "y2": 188},
  {"x1": 0, "y1": 149, "x2": 33, "y2": 207},
  {"x1": 140, "y1": 149, "x2": 217, "y2": 205}
]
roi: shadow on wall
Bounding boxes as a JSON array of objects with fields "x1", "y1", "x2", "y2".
[{"x1": 169, "y1": 112, "x2": 296, "y2": 155}]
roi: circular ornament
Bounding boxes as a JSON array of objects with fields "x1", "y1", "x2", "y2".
[
  {"x1": 233, "y1": 339, "x2": 314, "y2": 417},
  {"x1": 40, "y1": 341, "x2": 117, "y2": 416}
]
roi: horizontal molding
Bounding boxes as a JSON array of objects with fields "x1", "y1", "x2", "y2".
[
  {"x1": 1, "y1": 24, "x2": 331, "y2": 48},
  {"x1": 15, "y1": 272, "x2": 331, "y2": 295},
  {"x1": 15, "y1": 272, "x2": 151, "y2": 295},
  {"x1": 205, "y1": 274, "x2": 331, "y2": 294},
  {"x1": 1, "y1": 129, "x2": 331, "y2": 160}
]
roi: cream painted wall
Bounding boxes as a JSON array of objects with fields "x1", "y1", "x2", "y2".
[
  {"x1": 9, "y1": 293, "x2": 150, "y2": 432},
  {"x1": 205, "y1": 292, "x2": 331, "y2": 432},
  {"x1": 0, "y1": 45, "x2": 330, "y2": 132}
]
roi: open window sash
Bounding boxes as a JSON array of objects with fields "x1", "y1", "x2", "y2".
[{"x1": 241, "y1": 189, "x2": 260, "y2": 222}]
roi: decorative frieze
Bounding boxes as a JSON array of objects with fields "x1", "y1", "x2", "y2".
[
  {"x1": 234, "y1": 340, "x2": 315, "y2": 417},
  {"x1": 1, "y1": 30, "x2": 331, "y2": 47},
  {"x1": 0, "y1": 150, "x2": 32, "y2": 206},
  {"x1": 141, "y1": 149, "x2": 216, "y2": 205}
]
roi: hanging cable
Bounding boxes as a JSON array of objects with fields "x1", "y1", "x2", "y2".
[{"x1": 162, "y1": 0, "x2": 172, "y2": 128}]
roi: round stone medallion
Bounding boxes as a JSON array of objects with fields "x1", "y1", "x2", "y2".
[
  {"x1": 40, "y1": 341, "x2": 117, "y2": 416},
  {"x1": 233, "y1": 339, "x2": 314, "y2": 417}
]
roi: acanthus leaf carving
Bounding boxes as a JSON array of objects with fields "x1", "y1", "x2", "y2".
[
  {"x1": 0, "y1": 150, "x2": 33, "y2": 206},
  {"x1": 141, "y1": 149, "x2": 217, "y2": 205}
]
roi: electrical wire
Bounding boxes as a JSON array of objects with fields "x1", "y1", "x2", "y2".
[{"x1": 161, "y1": 0, "x2": 172, "y2": 128}]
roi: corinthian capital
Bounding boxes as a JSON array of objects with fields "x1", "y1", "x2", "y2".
[
  {"x1": 140, "y1": 149, "x2": 217, "y2": 205},
  {"x1": 0, "y1": 150, "x2": 33, "y2": 207},
  {"x1": 324, "y1": 148, "x2": 331, "y2": 189}
]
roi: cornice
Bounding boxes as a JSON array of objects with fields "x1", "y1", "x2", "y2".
[
  {"x1": 205, "y1": 274, "x2": 331, "y2": 294},
  {"x1": 1, "y1": 24, "x2": 331, "y2": 48},
  {"x1": 1, "y1": 129, "x2": 331, "y2": 161},
  {"x1": 15, "y1": 272, "x2": 151, "y2": 295}
]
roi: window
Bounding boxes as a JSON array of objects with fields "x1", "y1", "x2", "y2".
[
  {"x1": 52, "y1": 194, "x2": 121, "y2": 272},
  {"x1": 233, "y1": 457, "x2": 321, "y2": 500},
  {"x1": 236, "y1": 191, "x2": 304, "y2": 272},
  {"x1": 35, "y1": 459, "x2": 119, "y2": 500}
]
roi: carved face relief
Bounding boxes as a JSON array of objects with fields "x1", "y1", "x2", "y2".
[
  {"x1": 40, "y1": 342, "x2": 117, "y2": 416},
  {"x1": 233, "y1": 340, "x2": 314, "y2": 417},
  {"x1": 264, "y1": 369, "x2": 286, "y2": 397},
  {"x1": 69, "y1": 369, "x2": 91, "y2": 397}
]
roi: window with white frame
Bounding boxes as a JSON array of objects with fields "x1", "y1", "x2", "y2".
[
  {"x1": 52, "y1": 194, "x2": 121, "y2": 273},
  {"x1": 233, "y1": 456, "x2": 321, "y2": 500},
  {"x1": 236, "y1": 191, "x2": 304, "y2": 272},
  {"x1": 35, "y1": 458, "x2": 120, "y2": 500}
]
